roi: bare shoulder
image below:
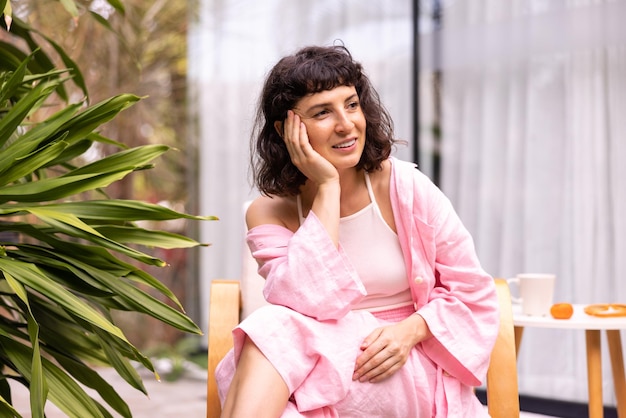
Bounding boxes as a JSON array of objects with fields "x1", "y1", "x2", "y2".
[{"x1": 245, "y1": 194, "x2": 299, "y2": 232}]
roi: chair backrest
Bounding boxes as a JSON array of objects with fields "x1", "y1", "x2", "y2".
[
  {"x1": 486, "y1": 278, "x2": 520, "y2": 418},
  {"x1": 207, "y1": 243, "x2": 520, "y2": 417}
]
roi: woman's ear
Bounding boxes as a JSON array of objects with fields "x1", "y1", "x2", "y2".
[{"x1": 274, "y1": 121, "x2": 284, "y2": 138}]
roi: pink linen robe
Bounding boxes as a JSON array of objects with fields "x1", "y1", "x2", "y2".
[{"x1": 215, "y1": 157, "x2": 499, "y2": 417}]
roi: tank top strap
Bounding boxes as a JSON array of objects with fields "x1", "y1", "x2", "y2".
[{"x1": 364, "y1": 171, "x2": 377, "y2": 206}]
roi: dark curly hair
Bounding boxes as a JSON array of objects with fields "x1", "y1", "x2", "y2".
[{"x1": 251, "y1": 45, "x2": 398, "y2": 197}]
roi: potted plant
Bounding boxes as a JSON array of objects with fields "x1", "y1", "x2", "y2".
[{"x1": 0, "y1": 1, "x2": 215, "y2": 416}]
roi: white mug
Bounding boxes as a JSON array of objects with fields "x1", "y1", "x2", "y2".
[{"x1": 507, "y1": 273, "x2": 556, "y2": 316}]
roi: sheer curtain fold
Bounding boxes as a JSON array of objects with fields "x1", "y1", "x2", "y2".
[{"x1": 437, "y1": 0, "x2": 626, "y2": 404}]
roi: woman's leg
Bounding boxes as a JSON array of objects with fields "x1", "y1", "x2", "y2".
[{"x1": 221, "y1": 335, "x2": 290, "y2": 418}]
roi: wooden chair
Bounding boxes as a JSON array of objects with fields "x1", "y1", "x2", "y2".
[
  {"x1": 207, "y1": 277, "x2": 519, "y2": 418},
  {"x1": 486, "y1": 278, "x2": 521, "y2": 417}
]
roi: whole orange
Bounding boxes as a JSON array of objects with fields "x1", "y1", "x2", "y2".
[{"x1": 550, "y1": 303, "x2": 574, "y2": 319}]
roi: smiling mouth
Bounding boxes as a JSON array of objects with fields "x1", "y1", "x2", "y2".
[{"x1": 332, "y1": 139, "x2": 356, "y2": 149}]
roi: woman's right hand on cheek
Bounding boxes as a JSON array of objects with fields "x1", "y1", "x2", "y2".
[{"x1": 283, "y1": 110, "x2": 339, "y2": 186}]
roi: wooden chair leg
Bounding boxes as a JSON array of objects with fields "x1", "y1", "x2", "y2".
[
  {"x1": 514, "y1": 326, "x2": 524, "y2": 358},
  {"x1": 207, "y1": 280, "x2": 241, "y2": 418}
]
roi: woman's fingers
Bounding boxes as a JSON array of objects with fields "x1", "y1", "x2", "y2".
[
  {"x1": 283, "y1": 111, "x2": 317, "y2": 168},
  {"x1": 353, "y1": 327, "x2": 411, "y2": 383},
  {"x1": 360, "y1": 356, "x2": 403, "y2": 383},
  {"x1": 353, "y1": 345, "x2": 402, "y2": 383},
  {"x1": 283, "y1": 111, "x2": 308, "y2": 161}
]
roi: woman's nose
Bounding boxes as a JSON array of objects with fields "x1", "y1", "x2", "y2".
[{"x1": 334, "y1": 110, "x2": 355, "y2": 133}]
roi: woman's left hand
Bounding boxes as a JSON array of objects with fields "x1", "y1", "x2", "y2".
[{"x1": 352, "y1": 313, "x2": 431, "y2": 383}]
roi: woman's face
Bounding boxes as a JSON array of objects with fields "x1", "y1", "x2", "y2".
[{"x1": 293, "y1": 85, "x2": 366, "y2": 171}]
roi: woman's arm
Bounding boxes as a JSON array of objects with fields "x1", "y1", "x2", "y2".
[{"x1": 246, "y1": 212, "x2": 366, "y2": 321}]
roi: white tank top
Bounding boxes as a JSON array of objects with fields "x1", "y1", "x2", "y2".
[{"x1": 297, "y1": 172, "x2": 412, "y2": 311}]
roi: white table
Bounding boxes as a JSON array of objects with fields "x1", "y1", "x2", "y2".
[{"x1": 513, "y1": 304, "x2": 626, "y2": 418}]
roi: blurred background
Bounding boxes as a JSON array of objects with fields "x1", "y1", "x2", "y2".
[
  {"x1": 193, "y1": 1, "x2": 625, "y2": 413},
  {"x1": 10, "y1": 0, "x2": 625, "y2": 416}
]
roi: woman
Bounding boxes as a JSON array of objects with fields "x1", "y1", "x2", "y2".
[{"x1": 215, "y1": 45, "x2": 499, "y2": 418}]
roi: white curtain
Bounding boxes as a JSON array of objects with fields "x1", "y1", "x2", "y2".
[
  {"x1": 430, "y1": 0, "x2": 626, "y2": 405},
  {"x1": 189, "y1": 0, "x2": 414, "y2": 342}
]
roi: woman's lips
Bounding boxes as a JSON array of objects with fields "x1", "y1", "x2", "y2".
[{"x1": 332, "y1": 139, "x2": 357, "y2": 149}]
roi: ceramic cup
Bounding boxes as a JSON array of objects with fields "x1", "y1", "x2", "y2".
[{"x1": 507, "y1": 273, "x2": 556, "y2": 316}]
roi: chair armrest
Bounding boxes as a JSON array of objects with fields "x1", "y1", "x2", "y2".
[
  {"x1": 486, "y1": 278, "x2": 520, "y2": 418},
  {"x1": 207, "y1": 280, "x2": 241, "y2": 418}
]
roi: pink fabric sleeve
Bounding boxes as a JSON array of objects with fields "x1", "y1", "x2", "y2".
[
  {"x1": 416, "y1": 184, "x2": 499, "y2": 386},
  {"x1": 246, "y1": 212, "x2": 366, "y2": 321},
  {"x1": 390, "y1": 158, "x2": 499, "y2": 387}
]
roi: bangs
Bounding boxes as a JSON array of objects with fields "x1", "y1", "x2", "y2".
[
  {"x1": 299, "y1": 68, "x2": 355, "y2": 94},
  {"x1": 289, "y1": 48, "x2": 362, "y2": 95}
]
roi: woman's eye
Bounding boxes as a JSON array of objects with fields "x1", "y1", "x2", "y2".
[
  {"x1": 347, "y1": 101, "x2": 360, "y2": 110},
  {"x1": 313, "y1": 109, "x2": 329, "y2": 118}
]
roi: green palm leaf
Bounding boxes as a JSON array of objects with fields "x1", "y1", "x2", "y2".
[
  {"x1": 0, "y1": 138, "x2": 70, "y2": 186},
  {"x1": 0, "y1": 171, "x2": 133, "y2": 203},
  {"x1": 0, "y1": 78, "x2": 59, "y2": 147},
  {"x1": 1, "y1": 224, "x2": 185, "y2": 305},
  {"x1": 0, "y1": 48, "x2": 31, "y2": 105},
  {"x1": 0, "y1": 100, "x2": 80, "y2": 163},
  {"x1": 0, "y1": 259, "x2": 129, "y2": 342},
  {"x1": 2, "y1": 200, "x2": 216, "y2": 221},
  {"x1": 94, "y1": 225, "x2": 205, "y2": 248},
  {"x1": 25, "y1": 209, "x2": 167, "y2": 266},
  {"x1": 54, "y1": 356, "x2": 132, "y2": 417},
  {"x1": 0, "y1": 335, "x2": 113, "y2": 418}
]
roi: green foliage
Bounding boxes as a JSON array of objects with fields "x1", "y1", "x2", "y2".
[{"x1": 0, "y1": 1, "x2": 215, "y2": 416}]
